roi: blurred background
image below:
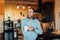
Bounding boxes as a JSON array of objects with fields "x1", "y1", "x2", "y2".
[{"x1": 0, "y1": 0, "x2": 60, "y2": 40}]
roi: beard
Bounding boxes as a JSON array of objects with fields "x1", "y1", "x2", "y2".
[
  {"x1": 27, "y1": 15, "x2": 35, "y2": 20},
  {"x1": 27, "y1": 15, "x2": 33, "y2": 18}
]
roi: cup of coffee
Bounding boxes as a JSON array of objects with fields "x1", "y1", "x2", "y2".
[{"x1": 24, "y1": 26, "x2": 28, "y2": 32}]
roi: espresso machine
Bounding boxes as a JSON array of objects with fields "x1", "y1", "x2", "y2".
[{"x1": 4, "y1": 17, "x2": 14, "y2": 40}]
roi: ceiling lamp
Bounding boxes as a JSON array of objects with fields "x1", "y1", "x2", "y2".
[
  {"x1": 16, "y1": 0, "x2": 19, "y2": 9},
  {"x1": 17, "y1": 5, "x2": 19, "y2": 9},
  {"x1": 22, "y1": 5, "x2": 25, "y2": 9},
  {"x1": 28, "y1": 4, "x2": 31, "y2": 9},
  {"x1": 28, "y1": 6, "x2": 31, "y2": 9}
]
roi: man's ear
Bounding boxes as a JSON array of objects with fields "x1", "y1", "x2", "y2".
[{"x1": 33, "y1": 12, "x2": 35, "y2": 15}]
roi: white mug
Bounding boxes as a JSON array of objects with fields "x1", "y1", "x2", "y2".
[{"x1": 24, "y1": 26, "x2": 28, "y2": 32}]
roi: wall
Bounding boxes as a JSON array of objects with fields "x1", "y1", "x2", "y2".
[
  {"x1": 0, "y1": 15, "x2": 3, "y2": 33},
  {"x1": 42, "y1": 0, "x2": 53, "y2": 3},
  {"x1": 0, "y1": 0, "x2": 4, "y2": 15},
  {"x1": 55, "y1": 0, "x2": 60, "y2": 29},
  {"x1": 0, "y1": 0, "x2": 4, "y2": 33}
]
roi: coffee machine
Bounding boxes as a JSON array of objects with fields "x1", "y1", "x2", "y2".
[{"x1": 4, "y1": 17, "x2": 14, "y2": 40}]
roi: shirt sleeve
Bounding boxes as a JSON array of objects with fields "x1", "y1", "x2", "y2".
[
  {"x1": 21, "y1": 19, "x2": 27, "y2": 36},
  {"x1": 35, "y1": 20, "x2": 43, "y2": 34}
]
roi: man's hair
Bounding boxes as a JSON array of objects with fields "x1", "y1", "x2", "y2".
[{"x1": 29, "y1": 8, "x2": 35, "y2": 13}]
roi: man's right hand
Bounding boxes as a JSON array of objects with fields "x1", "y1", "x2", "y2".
[{"x1": 27, "y1": 26, "x2": 35, "y2": 31}]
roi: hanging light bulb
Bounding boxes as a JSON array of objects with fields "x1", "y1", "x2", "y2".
[
  {"x1": 28, "y1": 6, "x2": 31, "y2": 9},
  {"x1": 16, "y1": 0, "x2": 19, "y2": 9},
  {"x1": 28, "y1": 4, "x2": 31, "y2": 9},
  {"x1": 17, "y1": 5, "x2": 19, "y2": 9},
  {"x1": 23, "y1": 5, "x2": 25, "y2": 9}
]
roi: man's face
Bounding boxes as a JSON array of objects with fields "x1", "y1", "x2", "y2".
[{"x1": 27, "y1": 9, "x2": 35, "y2": 18}]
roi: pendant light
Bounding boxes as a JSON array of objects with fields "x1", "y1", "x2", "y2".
[{"x1": 16, "y1": 0, "x2": 19, "y2": 9}]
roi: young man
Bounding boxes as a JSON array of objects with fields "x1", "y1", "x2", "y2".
[{"x1": 21, "y1": 8, "x2": 43, "y2": 40}]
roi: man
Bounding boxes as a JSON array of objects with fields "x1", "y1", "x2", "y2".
[{"x1": 21, "y1": 8, "x2": 43, "y2": 40}]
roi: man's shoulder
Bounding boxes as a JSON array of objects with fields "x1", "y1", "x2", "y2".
[
  {"x1": 35, "y1": 19, "x2": 39, "y2": 21},
  {"x1": 21, "y1": 18, "x2": 27, "y2": 22},
  {"x1": 35, "y1": 19, "x2": 40, "y2": 23}
]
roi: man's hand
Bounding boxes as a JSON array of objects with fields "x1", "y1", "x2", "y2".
[{"x1": 27, "y1": 26, "x2": 35, "y2": 31}]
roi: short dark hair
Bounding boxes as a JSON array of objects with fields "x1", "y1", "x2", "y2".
[{"x1": 29, "y1": 8, "x2": 35, "y2": 12}]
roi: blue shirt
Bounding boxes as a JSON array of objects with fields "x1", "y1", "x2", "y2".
[{"x1": 21, "y1": 17, "x2": 43, "y2": 40}]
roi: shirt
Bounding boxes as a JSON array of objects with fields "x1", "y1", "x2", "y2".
[{"x1": 21, "y1": 17, "x2": 43, "y2": 40}]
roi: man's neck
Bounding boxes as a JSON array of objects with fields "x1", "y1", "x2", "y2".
[
  {"x1": 27, "y1": 17, "x2": 33, "y2": 20},
  {"x1": 29, "y1": 17, "x2": 33, "y2": 20}
]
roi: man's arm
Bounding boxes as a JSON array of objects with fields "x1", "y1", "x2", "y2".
[
  {"x1": 35, "y1": 20, "x2": 43, "y2": 34},
  {"x1": 21, "y1": 20, "x2": 27, "y2": 36}
]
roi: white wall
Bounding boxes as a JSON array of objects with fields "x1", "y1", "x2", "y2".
[
  {"x1": 55, "y1": 0, "x2": 60, "y2": 29},
  {"x1": 0, "y1": 15, "x2": 3, "y2": 33},
  {"x1": 0, "y1": 0, "x2": 4, "y2": 33}
]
